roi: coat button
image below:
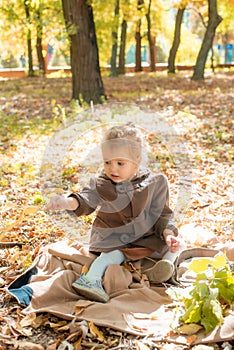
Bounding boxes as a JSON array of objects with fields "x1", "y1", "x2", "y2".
[
  {"x1": 120, "y1": 233, "x2": 130, "y2": 244},
  {"x1": 116, "y1": 184, "x2": 125, "y2": 193},
  {"x1": 124, "y1": 218, "x2": 132, "y2": 224}
]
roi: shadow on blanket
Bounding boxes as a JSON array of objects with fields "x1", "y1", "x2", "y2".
[{"x1": 7, "y1": 240, "x2": 234, "y2": 345}]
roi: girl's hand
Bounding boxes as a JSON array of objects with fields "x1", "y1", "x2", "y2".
[
  {"x1": 163, "y1": 229, "x2": 181, "y2": 253},
  {"x1": 46, "y1": 194, "x2": 79, "y2": 211}
]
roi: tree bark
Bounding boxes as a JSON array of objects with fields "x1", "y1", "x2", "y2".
[
  {"x1": 223, "y1": 33, "x2": 228, "y2": 64},
  {"x1": 168, "y1": 7, "x2": 185, "y2": 74},
  {"x1": 135, "y1": 19, "x2": 142, "y2": 72},
  {"x1": 118, "y1": 18, "x2": 127, "y2": 75},
  {"x1": 145, "y1": 0, "x2": 156, "y2": 72},
  {"x1": 135, "y1": 0, "x2": 144, "y2": 72},
  {"x1": 110, "y1": 0, "x2": 120, "y2": 77},
  {"x1": 35, "y1": 4, "x2": 46, "y2": 75},
  {"x1": 62, "y1": 0, "x2": 106, "y2": 104},
  {"x1": 192, "y1": 0, "x2": 222, "y2": 81},
  {"x1": 24, "y1": 0, "x2": 34, "y2": 77}
]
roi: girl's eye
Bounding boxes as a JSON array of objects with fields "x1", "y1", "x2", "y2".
[
  {"x1": 105, "y1": 161, "x2": 110, "y2": 165},
  {"x1": 118, "y1": 162, "x2": 125, "y2": 166}
]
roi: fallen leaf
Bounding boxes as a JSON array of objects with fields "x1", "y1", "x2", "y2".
[
  {"x1": 89, "y1": 321, "x2": 105, "y2": 342},
  {"x1": 74, "y1": 300, "x2": 94, "y2": 315},
  {"x1": 23, "y1": 205, "x2": 41, "y2": 215},
  {"x1": 178, "y1": 323, "x2": 203, "y2": 335},
  {"x1": 20, "y1": 313, "x2": 45, "y2": 329},
  {"x1": 187, "y1": 334, "x2": 197, "y2": 345},
  {"x1": 81, "y1": 265, "x2": 88, "y2": 274},
  {"x1": 135, "y1": 340, "x2": 151, "y2": 349},
  {"x1": 12, "y1": 341, "x2": 44, "y2": 350},
  {"x1": 57, "y1": 340, "x2": 73, "y2": 350}
]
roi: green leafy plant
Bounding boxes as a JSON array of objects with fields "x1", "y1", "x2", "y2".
[{"x1": 166, "y1": 254, "x2": 234, "y2": 334}]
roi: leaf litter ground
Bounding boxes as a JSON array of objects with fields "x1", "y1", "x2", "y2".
[{"x1": 0, "y1": 71, "x2": 233, "y2": 349}]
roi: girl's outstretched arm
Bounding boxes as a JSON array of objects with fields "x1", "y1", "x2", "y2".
[{"x1": 46, "y1": 194, "x2": 79, "y2": 211}]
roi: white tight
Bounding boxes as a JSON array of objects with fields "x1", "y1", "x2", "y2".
[{"x1": 86, "y1": 249, "x2": 125, "y2": 281}]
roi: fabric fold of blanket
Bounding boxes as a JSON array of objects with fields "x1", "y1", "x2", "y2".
[{"x1": 7, "y1": 240, "x2": 234, "y2": 345}]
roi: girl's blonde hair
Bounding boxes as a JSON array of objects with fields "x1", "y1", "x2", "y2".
[{"x1": 101, "y1": 123, "x2": 144, "y2": 164}]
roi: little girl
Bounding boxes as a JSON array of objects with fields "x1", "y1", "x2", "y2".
[{"x1": 47, "y1": 123, "x2": 183, "y2": 302}]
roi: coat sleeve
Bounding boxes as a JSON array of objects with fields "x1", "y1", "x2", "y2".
[
  {"x1": 150, "y1": 174, "x2": 178, "y2": 240},
  {"x1": 68, "y1": 177, "x2": 101, "y2": 216}
]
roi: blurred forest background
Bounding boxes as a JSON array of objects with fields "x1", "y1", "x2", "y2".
[{"x1": 0, "y1": 0, "x2": 233, "y2": 74}]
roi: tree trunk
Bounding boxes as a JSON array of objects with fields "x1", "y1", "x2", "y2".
[
  {"x1": 168, "y1": 7, "x2": 185, "y2": 74},
  {"x1": 145, "y1": 0, "x2": 156, "y2": 72},
  {"x1": 62, "y1": 0, "x2": 106, "y2": 104},
  {"x1": 135, "y1": 19, "x2": 142, "y2": 72},
  {"x1": 223, "y1": 33, "x2": 228, "y2": 64},
  {"x1": 110, "y1": 0, "x2": 120, "y2": 77},
  {"x1": 118, "y1": 18, "x2": 127, "y2": 75},
  {"x1": 24, "y1": 0, "x2": 34, "y2": 77},
  {"x1": 192, "y1": 0, "x2": 222, "y2": 81},
  {"x1": 35, "y1": 4, "x2": 46, "y2": 75},
  {"x1": 135, "y1": 0, "x2": 144, "y2": 72}
]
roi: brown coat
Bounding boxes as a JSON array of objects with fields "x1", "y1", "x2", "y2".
[{"x1": 69, "y1": 168, "x2": 178, "y2": 260}]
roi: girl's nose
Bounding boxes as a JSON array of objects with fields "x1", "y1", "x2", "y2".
[{"x1": 109, "y1": 162, "x2": 117, "y2": 172}]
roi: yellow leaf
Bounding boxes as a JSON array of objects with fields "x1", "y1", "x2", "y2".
[
  {"x1": 81, "y1": 265, "x2": 89, "y2": 274},
  {"x1": 178, "y1": 323, "x2": 203, "y2": 335},
  {"x1": 23, "y1": 205, "x2": 41, "y2": 215},
  {"x1": 89, "y1": 321, "x2": 105, "y2": 342},
  {"x1": 47, "y1": 320, "x2": 67, "y2": 328},
  {"x1": 189, "y1": 254, "x2": 227, "y2": 273},
  {"x1": 213, "y1": 254, "x2": 228, "y2": 269}
]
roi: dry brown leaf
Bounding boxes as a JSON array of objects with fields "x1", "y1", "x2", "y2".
[
  {"x1": 12, "y1": 341, "x2": 44, "y2": 350},
  {"x1": 19, "y1": 313, "x2": 45, "y2": 329},
  {"x1": 89, "y1": 321, "x2": 105, "y2": 342},
  {"x1": 74, "y1": 300, "x2": 94, "y2": 315},
  {"x1": 187, "y1": 334, "x2": 197, "y2": 345},
  {"x1": 46, "y1": 320, "x2": 67, "y2": 329},
  {"x1": 2, "y1": 316, "x2": 33, "y2": 337},
  {"x1": 0, "y1": 205, "x2": 41, "y2": 240}
]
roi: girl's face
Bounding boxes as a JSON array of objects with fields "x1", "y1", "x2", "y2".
[{"x1": 103, "y1": 158, "x2": 138, "y2": 183}]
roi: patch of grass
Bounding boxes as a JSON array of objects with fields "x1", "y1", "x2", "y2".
[{"x1": 0, "y1": 112, "x2": 62, "y2": 150}]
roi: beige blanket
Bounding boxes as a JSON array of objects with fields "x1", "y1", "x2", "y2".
[{"x1": 8, "y1": 241, "x2": 234, "y2": 345}]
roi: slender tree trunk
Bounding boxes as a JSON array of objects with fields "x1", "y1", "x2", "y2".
[
  {"x1": 62, "y1": 0, "x2": 106, "y2": 104},
  {"x1": 135, "y1": 19, "x2": 142, "y2": 72},
  {"x1": 210, "y1": 46, "x2": 215, "y2": 72},
  {"x1": 110, "y1": 0, "x2": 120, "y2": 77},
  {"x1": 135, "y1": 0, "x2": 144, "y2": 72},
  {"x1": 145, "y1": 0, "x2": 155, "y2": 72},
  {"x1": 168, "y1": 7, "x2": 185, "y2": 74},
  {"x1": 35, "y1": 3, "x2": 46, "y2": 75},
  {"x1": 223, "y1": 33, "x2": 228, "y2": 64},
  {"x1": 192, "y1": 0, "x2": 222, "y2": 81},
  {"x1": 118, "y1": 18, "x2": 127, "y2": 74},
  {"x1": 24, "y1": 0, "x2": 34, "y2": 77}
]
